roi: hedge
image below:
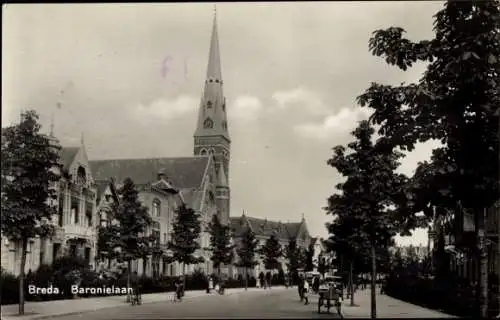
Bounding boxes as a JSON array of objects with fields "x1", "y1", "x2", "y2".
[
  {"x1": 384, "y1": 271, "x2": 499, "y2": 318},
  {"x1": 1, "y1": 258, "x2": 261, "y2": 305}
]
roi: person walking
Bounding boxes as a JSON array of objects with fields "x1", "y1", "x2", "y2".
[
  {"x1": 130, "y1": 271, "x2": 140, "y2": 304},
  {"x1": 298, "y1": 275, "x2": 304, "y2": 302},
  {"x1": 303, "y1": 278, "x2": 310, "y2": 305}
]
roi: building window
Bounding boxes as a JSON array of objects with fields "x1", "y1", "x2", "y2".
[
  {"x1": 152, "y1": 199, "x2": 161, "y2": 217},
  {"x1": 207, "y1": 101, "x2": 212, "y2": 108},
  {"x1": 204, "y1": 118, "x2": 213, "y2": 129},
  {"x1": 69, "y1": 244, "x2": 77, "y2": 257},
  {"x1": 200, "y1": 148, "x2": 208, "y2": 156},
  {"x1": 71, "y1": 196, "x2": 79, "y2": 224},
  {"x1": 222, "y1": 120, "x2": 227, "y2": 130},
  {"x1": 86, "y1": 202, "x2": 93, "y2": 227},
  {"x1": 58, "y1": 196, "x2": 64, "y2": 227},
  {"x1": 52, "y1": 243, "x2": 61, "y2": 262},
  {"x1": 76, "y1": 166, "x2": 86, "y2": 185},
  {"x1": 163, "y1": 233, "x2": 167, "y2": 244},
  {"x1": 84, "y1": 248, "x2": 90, "y2": 264}
]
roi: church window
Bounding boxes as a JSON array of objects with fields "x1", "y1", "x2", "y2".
[
  {"x1": 204, "y1": 118, "x2": 213, "y2": 129},
  {"x1": 222, "y1": 121, "x2": 227, "y2": 130},
  {"x1": 200, "y1": 148, "x2": 208, "y2": 156},
  {"x1": 76, "y1": 166, "x2": 86, "y2": 185},
  {"x1": 209, "y1": 79, "x2": 213, "y2": 83},
  {"x1": 207, "y1": 101, "x2": 212, "y2": 108},
  {"x1": 215, "y1": 79, "x2": 219, "y2": 83}
]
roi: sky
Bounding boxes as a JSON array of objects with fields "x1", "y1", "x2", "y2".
[{"x1": 2, "y1": 2, "x2": 446, "y2": 247}]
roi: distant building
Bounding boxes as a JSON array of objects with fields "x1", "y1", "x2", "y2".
[
  {"x1": 230, "y1": 213, "x2": 312, "y2": 278},
  {"x1": 1, "y1": 135, "x2": 98, "y2": 275}
]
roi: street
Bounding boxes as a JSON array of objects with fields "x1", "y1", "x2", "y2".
[
  {"x1": 46, "y1": 287, "x2": 338, "y2": 319},
  {"x1": 41, "y1": 287, "x2": 454, "y2": 319}
]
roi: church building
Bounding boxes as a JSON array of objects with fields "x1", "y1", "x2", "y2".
[{"x1": 88, "y1": 10, "x2": 230, "y2": 277}]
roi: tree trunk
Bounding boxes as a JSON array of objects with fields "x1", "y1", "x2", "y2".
[
  {"x1": 182, "y1": 263, "x2": 186, "y2": 295},
  {"x1": 349, "y1": 260, "x2": 355, "y2": 306},
  {"x1": 126, "y1": 260, "x2": 132, "y2": 303},
  {"x1": 478, "y1": 208, "x2": 488, "y2": 318},
  {"x1": 370, "y1": 245, "x2": 377, "y2": 319},
  {"x1": 18, "y1": 238, "x2": 28, "y2": 315},
  {"x1": 244, "y1": 267, "x2": 248, "y2": 290}
]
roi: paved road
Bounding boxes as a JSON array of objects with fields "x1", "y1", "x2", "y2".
[{"x1": 46, "y1": 287, "x2": 338, "y2": 319}]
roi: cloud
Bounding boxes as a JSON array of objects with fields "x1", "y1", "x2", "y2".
[
  {"x1": 293, "y1": 107, "x2": 372, "y2": 140},
  {"x1": 229, "y1": 95, "x2": 263, "y2": 122},
  {"x1": 129, "y1": 95, "x2": 198, "y2": 123},
  {"x1": 271, "y1": 87, "x2": 331, "y2": 116}
]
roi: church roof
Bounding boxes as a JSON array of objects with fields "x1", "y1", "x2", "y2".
[
  {"x1": 230, "y1": 216, "x2": 304, "y2": 241},
  {"x1": 89, "y1": 156, "x2": 209, "y2": 189}
]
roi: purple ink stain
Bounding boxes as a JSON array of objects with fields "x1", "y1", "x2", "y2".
[{"x1": 161, "y1": 56, "x2": 173, "y2": 78}]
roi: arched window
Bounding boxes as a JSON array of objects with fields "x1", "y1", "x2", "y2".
[
  {"x1": 208, "y1": 191, "x2": 215, "y2": 203},
  {"x1": 200, "y1": 148, "x2": 208, "y2": 156},
  {"x1": 206, "y1": 101, "x2": 212, "y2": 108},
  {"x1": 204, "y1": 118, "x2": 213, "y2": 129},
  {"x1": 152, "y1": 199, "x2": 161, "y2": 217},
  {"x1": 76, "y1": 166, "x2": 86, "y2": 185}
]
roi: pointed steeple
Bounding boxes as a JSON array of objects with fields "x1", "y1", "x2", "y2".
[{"x1": 194, "y1": 7, "x2": 230, "y2": 141}]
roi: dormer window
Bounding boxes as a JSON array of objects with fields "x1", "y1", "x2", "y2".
[{"x1": 204, "y1": 118, "x2": 213, "y2": 129}]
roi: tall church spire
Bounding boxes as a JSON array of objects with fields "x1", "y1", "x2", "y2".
[
  {"x1": 193, "y1": 7, "x2": 231, "y2": 225},
  {"x1": 194, "y1": 7, "x2": 230, "y2": 141}
]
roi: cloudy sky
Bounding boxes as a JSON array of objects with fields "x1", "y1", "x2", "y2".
[{"x1": 3, "y1": 2, "x2": 445, "y2": 246}]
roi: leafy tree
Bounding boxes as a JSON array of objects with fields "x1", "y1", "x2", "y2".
[
  {"x1": 357, "y1": 2, "x2": 500, "y2": 316},
  {"x1": 168, "y1": 203, "x2": 204, "y2": 286},
  {"x1": 317, "y1": 254, "x2": 327, "y2": 278},
  {"x1": 1, "y1": 110, "x2": 60, "y2": 315},
  {"x1": 285, "y1": 238, "x2": 301, "y2": 284},
  {"x1": 234, "y1": 228, "x2": 259, "y2": 290},
  {"x1": 260, "y1": 234, "x2": 282, "y2": 280},
  {"x1": 111, "y1": 178, "x2": 152, "y2": 300},
  {"x1": 305, "y1": 242, "x2": 315, "y2": 272},
  {"x1": 207, "y1": 214, "x2": 234, "y2": 279},
  {"x1": 325, "y1": 121, "x2": 406, "y2": 318}
]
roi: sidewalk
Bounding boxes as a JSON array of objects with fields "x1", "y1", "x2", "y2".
[
  {"x1": 1, "y1": 287, "x2": 263, "y2": 320},
  {"x1": 340, "y1": 289, "x2": 457, "y2": 318}
]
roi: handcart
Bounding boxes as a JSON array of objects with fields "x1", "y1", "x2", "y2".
[{"x1": 317, "y1": 279, "x2": 342, "y2": 317}]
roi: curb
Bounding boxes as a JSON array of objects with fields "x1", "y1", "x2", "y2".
[{"x1": 1, "y1": 288, "x2": 266, "y2": 320}]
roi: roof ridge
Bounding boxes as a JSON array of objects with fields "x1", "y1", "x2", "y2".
[{"x1": 89, "y1": 156, "x2": 208, "y2": 162}]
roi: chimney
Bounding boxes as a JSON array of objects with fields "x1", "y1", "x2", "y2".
[{"x1": 157, "y1": 170, "x2": 166, "y2": 181}]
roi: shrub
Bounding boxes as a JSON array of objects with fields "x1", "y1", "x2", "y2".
[{"x1": 0, "y1": 268, "x2": 19, "y2": 305}]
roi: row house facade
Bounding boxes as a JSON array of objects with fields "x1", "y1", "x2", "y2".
[
  {"x1": 1, "y1": 135, "x2": 98, "y2": 275},
  {"x1": 230, "y1": 214, "x2": 312, "y2": 279}
]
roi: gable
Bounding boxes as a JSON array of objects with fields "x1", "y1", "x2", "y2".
[
  {"x1": 65, "y1": 145, "x2": 95, "y2": 186},
  {"x1": 89, "y1": 156, "x2": 209, "y2": 189}
]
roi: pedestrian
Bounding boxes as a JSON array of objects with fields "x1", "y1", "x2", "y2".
[
  {"x1": 130, "y1": 271, "x2": 140, "y2": 303},
  {"x1": 303, "y1": 278, "x2": 310, "y2": 305},
  {"x1": 209, "y1": 276, "x2": 214, "y2": 293},
  {"x1": 175, "y1": 277, "x2": 183, "y2": 302},
  {"x1": 298, "y1": 275, "x2": 304, "y2": 302}
]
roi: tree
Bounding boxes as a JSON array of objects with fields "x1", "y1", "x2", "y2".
[
  {"x1": 317, "y1": 254, "x2": 327, "y2": 279},
  {"x1": 1, "y1": 110, "x2": 60, "y2": 315},
  {"x1": 357, "y1": 2, "x2": 500, "y2": 317},
  {"x1": 168, "y1": 203, "x2": 204, "y2": 287},
  {"x1": 325, "y1": 121, "x2": 406, "y2": 318},
  {"x1": 285, "y1": 238, "x2": 301, "y2": 285},
  {"x1": 305, "y1": 242, "x2": 315, "y2": 272},
  {"x1": 111, "y1": 178, "x2": 152, "y2": 301},
  {"x1": 260, "y1": 234, "x2": 282, "y2": 284},
  {"x1": 234, "y1": 229, "x2": 259, "y2": 290},
  {"x1": 207, "y1": 214, "x2": 234, "y2": 279}
]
